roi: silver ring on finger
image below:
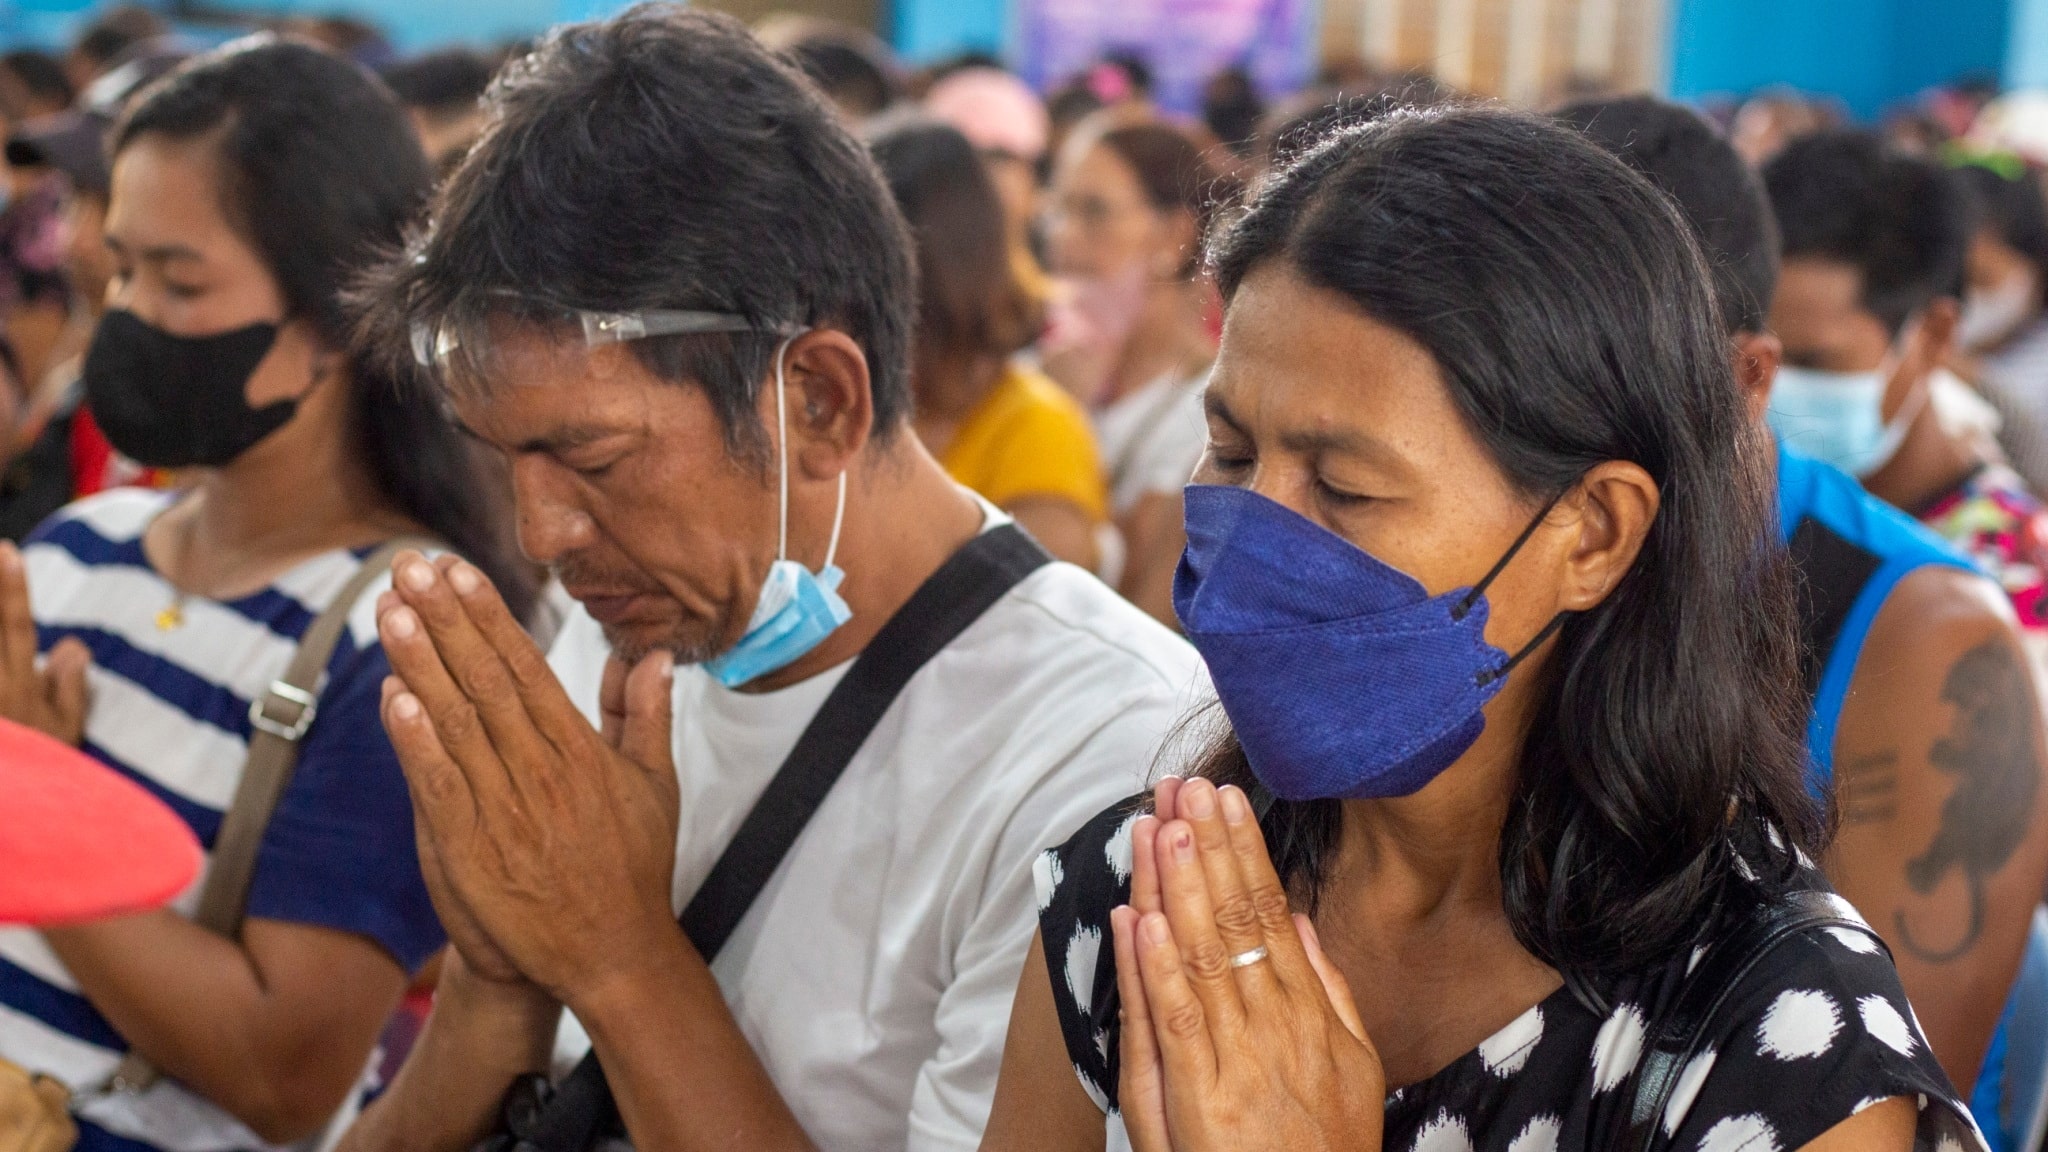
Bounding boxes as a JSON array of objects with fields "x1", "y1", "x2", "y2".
[{"x1": 1229, "y1": 945, "x2": 1269, "y2": 969}]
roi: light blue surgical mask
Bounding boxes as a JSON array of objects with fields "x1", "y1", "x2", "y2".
[
  {"x1": 1766, "y1": 331, "x2": 1927, "y2": 478},
  {"x1": 699, "y1": 339, "x2": 853, "y2": 688}
]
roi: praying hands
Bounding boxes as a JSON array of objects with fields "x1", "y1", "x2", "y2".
[
  {"x1": 1113, "y1": 776, "x2": 1385, "y2": 1152},
  {"x1": 0, "y1": 541, "x2": 90, "y2": 746},
  {"x1": 374, "y1": 550, "x2": 681, "y2": 1001},
  {"x1": 361, "y1": 550, "x2": 822, "y2": 1152}
]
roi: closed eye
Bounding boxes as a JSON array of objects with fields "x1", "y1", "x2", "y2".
[
  {"x1": 1315, "y1": 478, "x2": 1374, "y2": 507},
  {"x1": 552, "y1": 444, "x2": 633, "y2": 479},
  {"x1": 1204, "y1": 428, "x2": 1256, "y2": 473},
  {"x1": 566, "y1": 455, "x2": 624, "y2": 479}
]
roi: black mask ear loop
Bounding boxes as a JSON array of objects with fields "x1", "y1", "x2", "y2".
[{"x1": 1449, "y1": 493, "x2": 1579, "y2": 689}]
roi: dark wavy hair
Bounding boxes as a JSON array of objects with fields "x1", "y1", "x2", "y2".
[
  {"x1": 1196, "y1": 106, "x2": 1823, "y2": 990},
  {"x1": 354, "y1": 4, "x2": 915, "y2": 466},
  {"x1": 868, "y1": 114, "x2": 1040, "y2": 367},
  {"x1": 113, "y1": 36, "x2": 536, "y2": 619},
  {"x1": 1765, "y1": 129, "x2": 1974, "y2": 335},
  {"x1": 1555, "y1": 95, "x2": 1781, "y2": 337}
]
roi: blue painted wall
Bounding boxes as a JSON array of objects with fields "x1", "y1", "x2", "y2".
[
  {"x1": 1896, "y1": 0, "x2": 2011, "y2": 96},
  {"x1": 0, "y1": 0, "x2": 111, "y2": 53},
  {"x1": 1670, "y1": 0, "x2": 2011, "y2": 119},
  {"x1": 895, "y1": 0, "x2": 1005, "y2": 63},
  {"x1": 0, "y1": 0, "x2": 584, "y2": 52},
  {"x1": 262, "y1": 0, "x2": 560, "y2": 49},
  {"x1": 2012, "y1": 0, "x2": 2048, "y2": 88},
  {"x1": 0, "y1": 0, "x2": 1016, "y2": 73}
]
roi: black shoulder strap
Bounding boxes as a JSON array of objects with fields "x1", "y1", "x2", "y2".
[
  {"x1": 509, "y1": 523, "x2": 1053, "y2": 1152},
  {"x1": 680, "y1": 522, "x2": 1050, "y2": 951},
  {"x1": 1618, "y1": 889, "x2": 1890, "y2": 1152}
]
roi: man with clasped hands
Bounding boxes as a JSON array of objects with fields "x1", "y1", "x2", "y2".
[{"x1": 335, "y1": 8, "x2": 1202, "y2": 1151}]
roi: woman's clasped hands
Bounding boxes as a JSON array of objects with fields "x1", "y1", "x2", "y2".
[
  {"x1": 0, "y1": 540, "x2": 88, "y2": 745},
  {"x1": 1113, "y1": 776, "x2": 1385, "y2": 1152}
]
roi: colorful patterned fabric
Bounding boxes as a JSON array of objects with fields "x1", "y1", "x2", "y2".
[{"x1": 1920, "y1": 463, "x2": 2048, "y2": 631}]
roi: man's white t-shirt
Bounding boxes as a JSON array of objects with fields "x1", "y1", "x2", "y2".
[{"x1": 547, "y1": 530, "x2": 1205, "y2": 1151}]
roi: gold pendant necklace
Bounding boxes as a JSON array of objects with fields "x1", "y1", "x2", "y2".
[{"x1": 156, "y1": 593, "x2": 188, "y2": 631}]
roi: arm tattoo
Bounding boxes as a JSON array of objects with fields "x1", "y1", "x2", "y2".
[
  {"x1": 1896, "y1": 639, "x2": 2044, "y2": 962},
  {"x1": 1838, "y1": 752, "x2": 1900, "y2": 824}
]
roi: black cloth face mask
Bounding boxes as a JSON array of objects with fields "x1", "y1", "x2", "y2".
[{"x1": 83, "y1": 308, "x2": 298, "y2": 469}]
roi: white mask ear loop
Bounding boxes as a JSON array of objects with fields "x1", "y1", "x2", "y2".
[
  {"x1": 774, "y1": 337, "x2": 793, "y2": 563},
  {"x1": 824, "y1": 473, "x2": 847, "y2": 572},
  {"x1": 773, "y1": 334, "x2": 849, "y2": 574},
  {"x1": 1879, "y1": 313, "x2": 1928, "y2": 427}
]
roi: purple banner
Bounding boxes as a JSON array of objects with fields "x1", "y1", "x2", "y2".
[{"x1": 1014, "y1": 0, "x2": 1316, "y2": 118}]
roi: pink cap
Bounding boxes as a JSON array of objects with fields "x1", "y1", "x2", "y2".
[
  {"x1": 925, "y1": 67, "x2": 1049, "y2": 162},
  {"x1": 0, "y1": 718, "x2": 200, "y2": 926}
]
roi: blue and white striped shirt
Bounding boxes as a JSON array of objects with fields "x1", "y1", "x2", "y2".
[{"x1": 0, "y1": 489, "x2": 444, "y2": 1152}]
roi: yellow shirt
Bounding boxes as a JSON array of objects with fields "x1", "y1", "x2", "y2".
[{"x1": 939, "y1": 364, "x2": 1110, "y2": 522}]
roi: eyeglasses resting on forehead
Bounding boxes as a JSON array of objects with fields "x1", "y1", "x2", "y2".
[{"x1": 409, "y1": 305, "x2": 805, "y2": 370}]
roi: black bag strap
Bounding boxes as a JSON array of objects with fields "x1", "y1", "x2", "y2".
[
  {"x1": 1617, "y1": 888, "x2": 1890, "y2": 1151},
  {"x1": 506, "y1": 523, "x2": 1053, "y2": 1152}
]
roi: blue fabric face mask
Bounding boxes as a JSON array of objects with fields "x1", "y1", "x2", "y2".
[
  {"x1": 1173, "y1": 484, "x2": 1567, "y2": 802},
  {"x1": 1765, "y1": 329, "x2": 1926, "y2": 478},
  {"x1": 699, "y1": 339, "x2": 853, "y2": 688}
]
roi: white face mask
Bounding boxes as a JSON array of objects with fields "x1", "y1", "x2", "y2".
[
  {"x1": 1766, "y1": 322, "x2": 1926, "y2": 478},
  {"x1": 1959, "y1": 269, "x2": 2039, "y2": 352},
  {"x1": 1931, "y1": 367, "x2": 2003, "y2": 440}
]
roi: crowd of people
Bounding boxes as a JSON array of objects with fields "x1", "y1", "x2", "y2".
[{"x1": 0, "y1": 3, "x2": 2043, "y2": 1152}]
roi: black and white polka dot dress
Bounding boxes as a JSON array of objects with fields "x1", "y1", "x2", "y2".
[{"x1": 1034, "y1": 798, "x2": 1988, "y2": 1152}]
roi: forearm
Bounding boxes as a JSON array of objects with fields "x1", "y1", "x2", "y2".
[
  {"x1": 570, "y1": 923, "x2": 813, "y2": 1152},
  {"x1": 45, "y1": 911, "x2": 260, "y2": 1066},
  {"x1": 982, "y1": 937, "x2": 1110, "y2": 1152},
  {"x1": 340, "y1": 954, "x2": 558, "y2": 1152},
  {"x1": 44, "y1": 911, "x2": 391, "y2": 1135}
]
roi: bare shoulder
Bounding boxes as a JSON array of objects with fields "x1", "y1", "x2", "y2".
[
  {"x1": 1839, "y1": 564, "x2": 2028, "y2": 760},
  {"x1": 1835, "y1": 561, "x2": 2042, "y2": 887},
  {"x1": 1794, "y1": 1096, "x2": 1917, "y2": 1152},
  {"x1": 1863, "y1": 564, "x2": 2019, "y2": 667}
]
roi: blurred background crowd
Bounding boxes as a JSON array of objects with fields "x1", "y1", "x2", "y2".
[
  {"x1": 2, "y1": 0, "x2": 2048, "y2": 1146},
  {"x1": 1, "y1": 0, "x2": 2046, "y2": 631}
]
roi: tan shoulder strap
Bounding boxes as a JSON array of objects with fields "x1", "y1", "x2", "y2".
[{"x1": 113, "y1": 538, "x2": 427, "y2": 1094}]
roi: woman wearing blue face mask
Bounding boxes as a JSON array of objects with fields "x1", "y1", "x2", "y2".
[{"x1": 980, "y1": 107, "x2": 1983, "y2": 1152}]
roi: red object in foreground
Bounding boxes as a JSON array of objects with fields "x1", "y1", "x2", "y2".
[{"x1": 0, "y1": 718, "x2": 200, "y2": 926}]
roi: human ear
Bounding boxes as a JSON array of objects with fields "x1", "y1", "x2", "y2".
[
  {"x1": 309, "y1": 340, "x2": 348, "y2": 388},
  {"x1": 1909, "y1": 297, "x2": 1961, "y2": 379},
  {"x1": 780, "y1": 328, "x2": 876, "y2": 479},
  {"x1": 1155, "y1": 208, "x2": 1199, "y2": 279},
  {"x1": 1733, "y1": 330, "x2": 1781, "y2": 428},
  {"x1": 245, "y1": 318, "x2": 332, "y2": 407},
  {"x1": 1556, "y1": 461, "x2": 1660, "y2": 614}
]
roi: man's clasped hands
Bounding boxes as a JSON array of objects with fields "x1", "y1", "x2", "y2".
[{"x1": 372, "y1": 550, "x2": 685, "y2": 1010}]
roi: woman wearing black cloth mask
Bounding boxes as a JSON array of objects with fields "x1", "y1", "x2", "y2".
[
  {"x1": 984, "y1": 107, "x2": 1983, "y2": 1151},
  {"x1": 0, "y1": 37, "x2": 529, "y2": 1152}
]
